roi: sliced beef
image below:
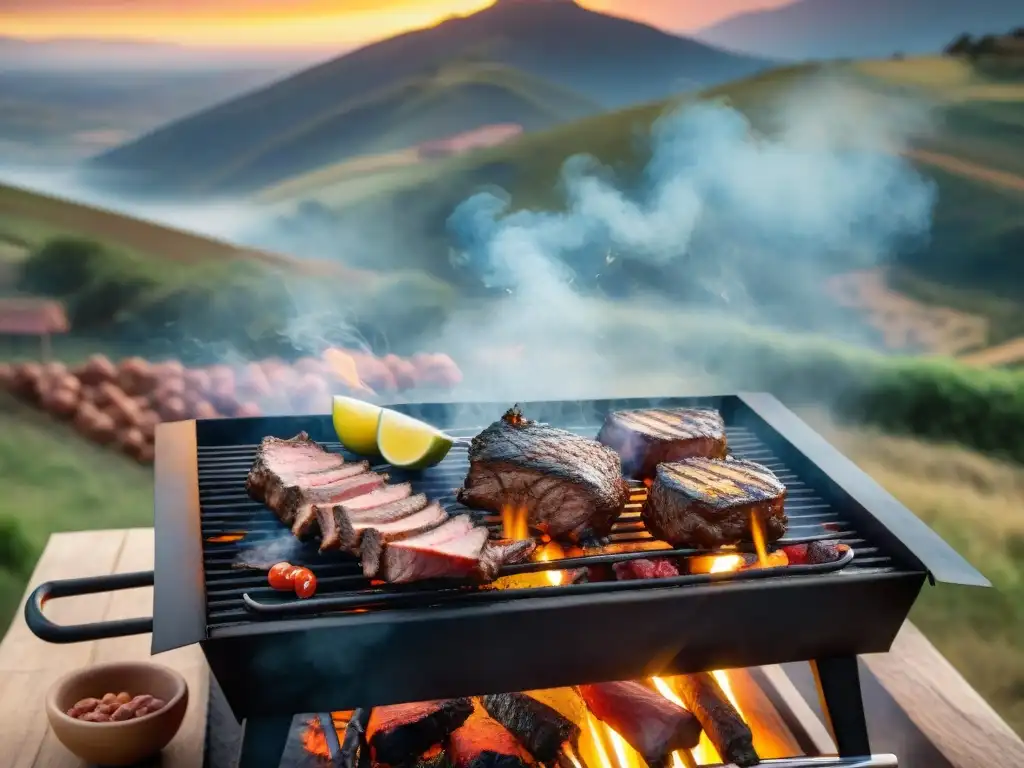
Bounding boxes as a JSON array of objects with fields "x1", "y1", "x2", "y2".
[
  {"x1": 577, "y1": 681, "x2": 701, "y2": 764},
  {"x1": 316, "y1": 490, "x2": 427, "y2": 552},
  {"x1": 597, "y1": 408, "x2": 728, "y2": 480},
  {"x1": 457, "y1": 406, "x2": 629, "y2": 543},
  {"x1": 643, "y1": 457, "x2": 787, "y2": 549},
  {"x1": 337, "y1": 501, "x2": 449, "y2": 557},
  {"x1": 278, "y1": 472, "x2": 389, "y2": 538},
  {"x1": 449, "y1": 703, "x2": 535, "y2": 768},
  {"x1": 477, "y1": 539, "x2": 537, "y2": 582},
  {"x1": 367, "y1": 699, "x2": 474, "y2": 767},
  {"x1": 362, "y1": 515, "x2": 488, "y2": 582},
  {"x1": 480, "y1": 693, "x2": 580, "y2": 763},
  {"x1": 245, "y1": 432, "x2": 344, "y2": 497}
]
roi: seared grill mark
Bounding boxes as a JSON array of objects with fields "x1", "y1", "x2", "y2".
[{"x1": 597, "y1": 408, "x2": 728, "y2": 480}]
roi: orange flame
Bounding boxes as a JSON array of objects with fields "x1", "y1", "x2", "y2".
[
  {"x1": 205, "y1": 533, "x2": 244, "y2": 543},
  {"x1": 750, "y1": 511, "x2": 770, "y2": 569},
  {"x1": 501, "y1": 505, "x2": 530, "y2": 541},
  {"x1": 537, "y1": 541, "x2": 567, "y2": 586},
  {"x1": 688, "y1": 553, "x2": 746, "y2": 575},
  {"x1": 323, "y1": 348, "x2": 375, "y2": 395}
]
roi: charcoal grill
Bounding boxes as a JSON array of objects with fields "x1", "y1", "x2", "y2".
[{"x1": 24, "y1": 393, "x2": 987, "y2": 768}]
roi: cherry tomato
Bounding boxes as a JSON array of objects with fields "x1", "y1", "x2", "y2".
[
  {"x1": 268, "y1": 562, "x2": 295, "y2": 590},
  {"x1": 292, "y1": 568, "x2": 317, "y2": 599}
]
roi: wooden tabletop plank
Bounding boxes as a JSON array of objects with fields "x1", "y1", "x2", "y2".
[
  {"x1": 0, "y1": 529, "x2": 208, "y2": 768},
  {"x1": 0, "y1": 531, "x2": 127, "y2": 768},
  {"x1": 864, "y1": 622, "x2": 1024, "y2": 768}
]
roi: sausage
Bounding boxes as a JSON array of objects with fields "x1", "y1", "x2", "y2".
[
  {"x1": 111, "y1": 694, "x2": 154, "y2": 721},
  {"x1": 80, "y1": 710, "x2": 111, "y2": 722},
  {"x1": 67, "y1": 698, "x2": 101, "y2": 718}
]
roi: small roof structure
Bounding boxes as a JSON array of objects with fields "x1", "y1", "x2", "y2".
[{"x1": 0, "y1": 298, "x2": 69, "y2": 336}]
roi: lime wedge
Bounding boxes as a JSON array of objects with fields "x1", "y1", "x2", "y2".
[
  {"x1": 332, "y1": 395, "x2": 382, "y2": 456},
  {"x1": 377, "y1": 410, "x2": 454, "y2": 470}
]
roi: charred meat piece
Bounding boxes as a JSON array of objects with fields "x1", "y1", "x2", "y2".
[
  {"x1": 578, "y1": 681, "x2": 701, "y2": 764},
  {"x1": 367, "y1": 699, "x2": 473, "y2": 767},
  {"x1": 672, "y1": 674, "x2": 759, "y2": 767},
  {"x1": 245, "y1": 432, "x2": 344, "y2": 497},
  {"x1": 644, "y1": 458, "x2": 787, "y2": 549},
  {"x1": 457, "y1": 406, "x2": 629, "y2": 542},
  {"x1": 597, "y1": 408, "x2": 727, "y2": 480},
  {"x1": 363, "y1": 515, "x2": 488, "y2": 582},
  {"x1": 477, "y1": 539, "x2": 537, "y2": 582},
  {"x1": 449, "y1": 702, "x2": 535, "y2": 768},
  {"x1": 317, "y1": 491, "x2": 429, "y2": 552},
  {"x1": 481, "y1": 693, "x2": 581, "y2": 763}
]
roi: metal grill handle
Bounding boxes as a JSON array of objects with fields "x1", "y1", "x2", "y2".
[{"x1": 24, "y1": 570, "x2": 155, "y2": 644}]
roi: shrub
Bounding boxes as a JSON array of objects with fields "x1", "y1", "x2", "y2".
[{"x1": 0, "y1": 517, "x2": 34, "y2": 578}]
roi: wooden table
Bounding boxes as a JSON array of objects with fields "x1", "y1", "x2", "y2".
[
  {"x1": 0, "y1": 529, "x2": 208, "y2": 768},
  {"x1": 2, "y1": 528, "x2": 1022, "y2": 768}
]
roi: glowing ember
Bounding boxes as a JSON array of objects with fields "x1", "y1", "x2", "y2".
[
  {"x1": 301, "y1": 717, "x2": 330, "y2": 759},
  {"x1": 323, "y1": 348, "x2": 374, "y2": 395},
  {"x1": 688, "y1": 553, "x2": 746, "y2": 575},
  {"x1": 205, "y1": 533, "x2": 244, "y2": 543},
  {"x1": 501, "y1": 505, "x2": 530, "y2": 541}
]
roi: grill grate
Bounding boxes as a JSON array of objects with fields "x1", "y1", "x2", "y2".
[{"x1": 198, "y1": 422, "x2": 895, "y2": 630}]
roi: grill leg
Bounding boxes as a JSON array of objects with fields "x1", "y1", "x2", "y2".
[
  {"x1": 237, "y1": 715, "x2": 292, "y2": 768},
  {"x1": 811, "y1": 656, "x2": 871, "y2": 757}
]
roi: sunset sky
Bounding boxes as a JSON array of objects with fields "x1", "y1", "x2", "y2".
[{"x1": 3, "y1": 0, "x2": 794, "y2": 49}]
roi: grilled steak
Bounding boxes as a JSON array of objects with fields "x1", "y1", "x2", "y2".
[
  {"x1": 316, "y1": 490, "x2": 427, "y2": 552},
  {"x1": 644, "y1": 458, "x2": 787, "y2": 549},
  {"x1": 367, "y1": 699, "x2": 474, "y2": 767},
  {"x1": 245, "y1": 432, "x2": 344, "y2": 497},
  {"x1": 347, "y1": 501, "x2": 449, "y2": 558},
  {"x1": 597, "y1": 408, "x2": 727, "y2": 480},
  {"x1": 280, "y1": 472, "x2": 389, "y2": 539},
  {"x1": 577, "y1": 681, "x2": 701, "y2": 763},
  {"x1": 449, "y1": 702, "x2": 536, "y2": 768},
  {"x1": 480, "y1": 693, "x2": 580, "y2": 763},
  {"x1": 457, "y1": 406, "x2": 629, "y2": 542},
  {"x1": 362, "y1": 515, "x2": 488, "y2": 582},
  {"x1": 262, "y1": 462, "x2": 373, "y2": 517}
]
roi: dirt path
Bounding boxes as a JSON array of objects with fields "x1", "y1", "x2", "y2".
[
  {"x1": 959, "y1": 338, "x2": 1024, "y2": 367},
  {"x1": 906, "y1": 149, "x2": 1024, "y2": 193}
]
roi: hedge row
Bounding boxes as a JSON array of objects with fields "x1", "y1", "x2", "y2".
[{"x1": 687, "y1": 324, "x2": 1024, "y2": 462}]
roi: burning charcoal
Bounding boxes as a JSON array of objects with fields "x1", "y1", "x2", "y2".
[
  {"x1": 577, "y1": 681, "x2": 701, "y2": 763},
  {"x1": 367, "y1": 699, "x2": 473, "y2": 767},
  {"x1": 480, "y1": 693, "x2": 580, "y2": 763},
  {"x1": 807, "y1": 540, "x2": 848, "y2": 564},
  {"x1": 671, "y1": 674, "x2": 758, "y2": 767},
  {"x1": 613, "y1": 558, "x2": 679, "y2": 581},
  {"x1": 413, "y1": 746, "x2": 452, "y2": 768},
  {"x1": 449, "y1": 702, "x2": 535, "y2": 768},
  {"x1": 781, "y1": 544, "x2": 809, "y2": 565}
]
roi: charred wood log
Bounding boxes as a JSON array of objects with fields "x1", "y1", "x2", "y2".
[
  {"x1": 671, "y1": 674, "x2": 759, "y2": 767},
  {"x1": 338, "y1": 708, "x2": 371, "y2": 768},
  {"x1": 481, "y1": 693, "x2": 581, "y2": 764}
]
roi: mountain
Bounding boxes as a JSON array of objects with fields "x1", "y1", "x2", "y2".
[
  {"x1": 694, "y1": 0, "x2": 1024, "y2": 61},
  {"x1": 84, "y1": 0, "x2": 770, "y2": 197}
]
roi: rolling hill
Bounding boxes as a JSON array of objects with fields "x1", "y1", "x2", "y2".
[
  {"x1": 264, "y1": 56, "x2": 1024, "y2": 334},
  {"x1": 83, "y1": 0, "x2": 770, "y2": 198},
  {"x1": 108, "y1": 62, "x2": 601, "y2": 197},
  {"x1": 694, "y1": 0, "x2": 1023, "y2": 61}
]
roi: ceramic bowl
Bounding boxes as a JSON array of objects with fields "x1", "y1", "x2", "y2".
[{"x1": 45, "y1": 661, "x2": 188, "y2": 766}]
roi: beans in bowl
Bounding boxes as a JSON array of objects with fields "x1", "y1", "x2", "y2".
[{"x1": 66, "y1": 691, "x2": 167, "y2": 722}]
